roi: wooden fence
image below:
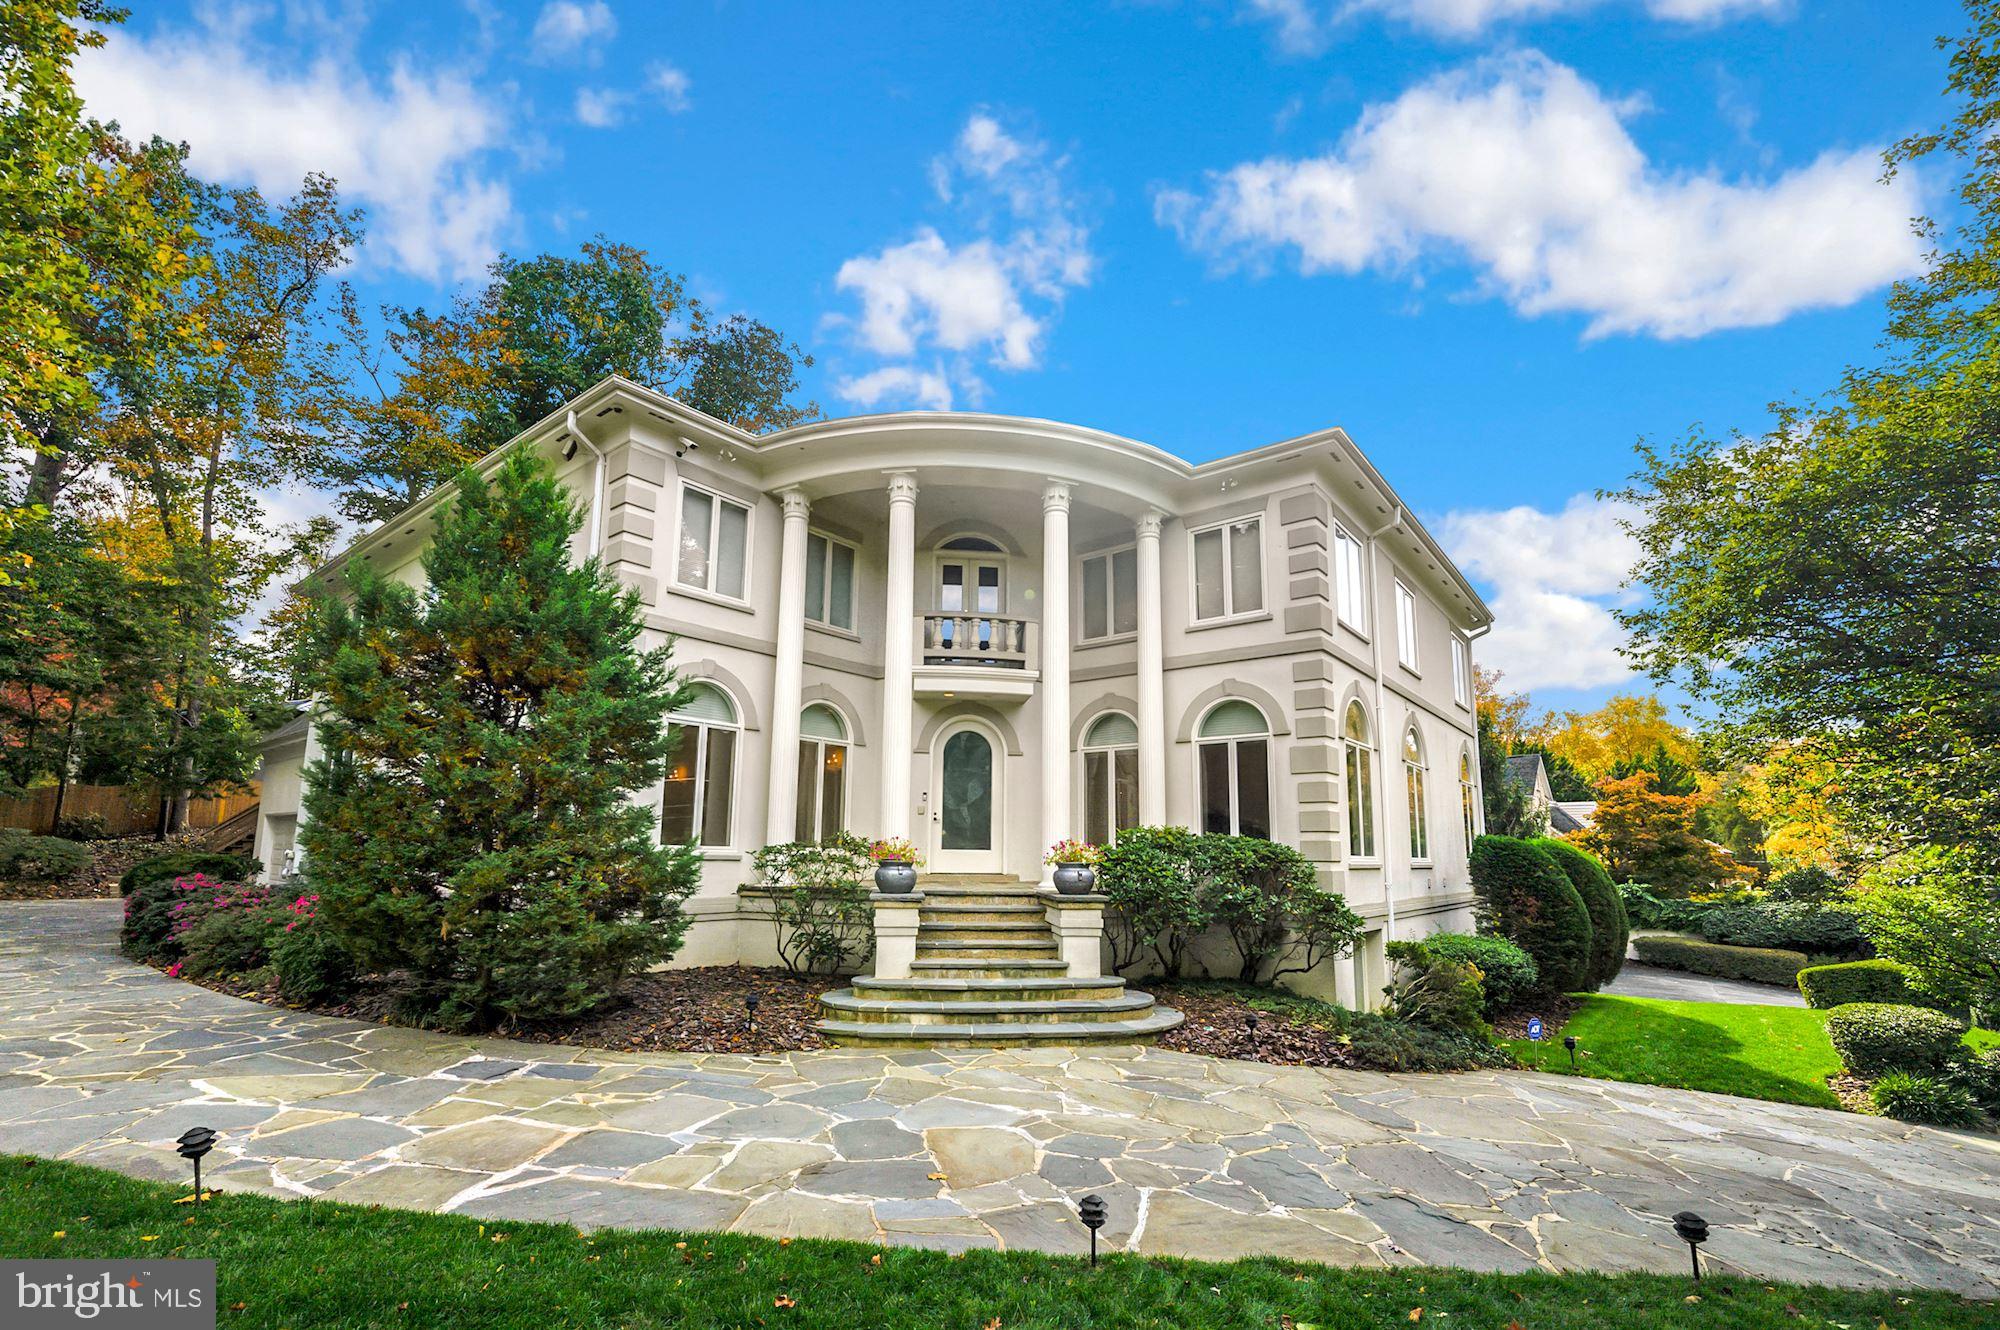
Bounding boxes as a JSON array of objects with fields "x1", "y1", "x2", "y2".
[{"x1": 0, "y1": 784, "x2": 260, "y2": 837}]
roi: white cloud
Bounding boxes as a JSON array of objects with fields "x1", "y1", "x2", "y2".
[
  {"x1": 531, "y1": 1, "x2": 616, "y2": 59},
  {"x1": 1156, "y1": 52, "x2": 1921, "y2": 338},
  {"x1": 574, "y1": 87, "x2": 628, "y2": 127},
  {"x1": 1249, "y1": 0, "x2": 1786, "y2": 48},
  {"x1": 836, "y1": 365, "x2": 957, "y2": 412},
  {"x1": 74, "y1": 9, "x2": 512, "y2": 282},
  {"x1": 648, "y1": 62, "x2": 693, "y2": 113},
  {"x1": 829, "y1": 110, "x2": 1093, "y2": 411},
  {"x1": 1437, "y1": 493, "x2": 1641, "y2": 690}
]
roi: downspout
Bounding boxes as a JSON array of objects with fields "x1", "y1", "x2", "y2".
[
  {"x1": 567, "y1": 409, "x2": 607, "y2": 556},
  {"x1": 1366, "y1": 505, "x2": 1404, "y2": 948}
]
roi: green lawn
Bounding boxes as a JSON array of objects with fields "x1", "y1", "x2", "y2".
[
  {"x1": 5, "y1": 1156, "x2": 1991, "y2": 1330},
  {"x1": 1506, "y1": 996, "x2": 1846, "y2": 1108}
]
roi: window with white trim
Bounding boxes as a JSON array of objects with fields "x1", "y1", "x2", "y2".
[
  {"x1": 1081, "y1": 712, "x2": 1140, "y2": 845},
  {"x1": 1404, "y1": 725, "x2": 1430, "y2": 864},
  {"x1": 661, "y1": 684, "x2": 738, "y2": 848},
  {"x1": 1334, "y1": 525, "x2": 1367, "y2": 633},
  {"x1": 1191, "y1": 517, "x2": 1264, "y2": 622},
  {"x1": 1451, "y1": 637, "x2": 1470, "y2": 708},
  {"x1": 1197, "y1": 700, "x2": 1271, "y2": 838},
  {"x1": 1460, "y1": 749, "x2": 1478, "y2": 853},
  {"x1": 1344, "y1": 701, "x2": 1377, "y2": 860},
  {"x1": 1394, "y1": 581, "x2": 1419, "y2": 671},
  {"x1": 804, "y1": 532, "x2": 856, "y2": 631},
  {"x1": 1081, "y1": 546, "x2": 1138, "y2": 641},
  {"x1": 677, "y1": 485, "x2": 749, "y2": 600},
  {"x1": 794, "y1": 704, "x2": 848, "y2": 843}
]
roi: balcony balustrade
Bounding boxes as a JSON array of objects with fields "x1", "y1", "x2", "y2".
[{"x1": 919, "y1": 612, "x2": 1034, "y2": 669}]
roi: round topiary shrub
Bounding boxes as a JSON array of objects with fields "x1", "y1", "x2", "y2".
[
  {"x1": 1825, "y1": 1002, "x2": 1968, "y2": 1076},
  {"x1": 1470, "y1": 835, "x2": 1593, "y2": 994},
  {"x1": 1797, "y1": 958, "x2": 1958, "y2": 1012},
  {"x1": 1420, "y1": 933, "x2": 1539, "y2": 1014},
  {"x1": 1533, "y1": 838, "x2": 1628, "y2": 988},
  {"x1": 1869, "y1": 1072, "x2": 1982, "y2": 1128},
  {"x1": 1766, "y1": 864, "x2": 1842, "y2": 903}
]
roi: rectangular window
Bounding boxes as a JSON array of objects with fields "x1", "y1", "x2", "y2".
[
  {"x1": 1407, "y1": 762, "x2": 1430, "y2": 863},
  {"x1": 661, "y1": 723, "x2": 736, "y2": 848},
  {"x1": 1081, "y1": 546, "x2": 1138, "y2": 641},
  {"x1": 1191, "y1": 517, "x2": 1263, "y2": 622},
  {"x1": 1451, "y1": 638, "x2": 1470, "y2": 708},
  {"x1": 804, "y1": 532, "x2": 856, "y2": 631},
  {"x1": 676, "y1": 485, "x2": 749, "y2": 600},
  {"x1": 1334, "y1": 526, "x2": 1367, "y2": 633},
  {"x1": 1395, "y1": 581, "x2": 1419, "y2": 671}
]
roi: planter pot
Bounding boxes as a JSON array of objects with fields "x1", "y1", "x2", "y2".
[
  {"x1": 1052, "y1": 863, "x2": 1097, "y2": 895},
  {"x1": 873, "y1": 860, "x2": 918, "y2": 894}
]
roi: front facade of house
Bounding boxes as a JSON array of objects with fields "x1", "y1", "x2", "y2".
[{"x1": 255, "y1": 377, "x2": 1493, "y2": 1006}]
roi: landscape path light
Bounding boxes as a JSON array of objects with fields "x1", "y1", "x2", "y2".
[
  {"x1": 1077, "y1": 1193, "x2": 1107, "y2": 1266},
  {"x1": 1563, "y1": 1034, "x2": 1578, "y2": 1069},
  {"x1": 1673, "y1": 1210, "x2": 1710, "y2": 1281},
  {"x1": 176, "y1": 1126, "x2": 217, "y2": 1204}
]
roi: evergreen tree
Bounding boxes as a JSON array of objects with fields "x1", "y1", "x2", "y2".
[{"x1": 298, "y1": 450, "x2": 698, "y2": 1031}]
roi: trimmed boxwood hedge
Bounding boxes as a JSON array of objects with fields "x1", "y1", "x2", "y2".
[
  {"x1": 1470, "y1": 835, "x2": 1593, "y2": 993},
  {"x1": 1630, "y1": 935, "x2": 1809, "y2": 986},
  {"x1": 1699, "y1": 900, "x2": 1869, "y2": 959},
  {"x1": 1824, "y1": 1002, "x2": 1967, "y2": 1076},
  {"x1": 1533, "y1": 838, "x2": 1628, "y2": 989},
  {"x1": 1420, "y1": 933, "x2": 1539, "y2": 1014},
  {"x1": 1797, "y1": 958, "x2": 1959, "y2": 1013}
]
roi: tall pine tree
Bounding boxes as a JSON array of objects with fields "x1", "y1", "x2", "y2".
[{"x1": 299, "y1": 449, "x2": 697, "y2": 1031}]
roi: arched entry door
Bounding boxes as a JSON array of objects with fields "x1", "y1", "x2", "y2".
[{"x1": 930, "y1": 719, "x2": 1003, "y2": 873}]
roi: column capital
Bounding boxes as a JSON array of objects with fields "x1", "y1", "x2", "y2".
[
  {"x1": 1042, "y1": 480, "x2": 1073, "y2": 513},
  {"x1": 779, "y1": 487, "x2": 811, "y2": 520},
  {"x1": 885, "y1": 471, "x2": 919, "y2": 505},
  {"x1": 1136, "y1": 509, "x2": 1165, "y2": 539}
]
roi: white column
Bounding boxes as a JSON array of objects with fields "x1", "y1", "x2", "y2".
[
  {"x1": 1039, "y1": 481, "x2": 1072, "y2": 884},
  {"x1": 879, "y1": 472, "x2": 919, "y2": 840},
  {"x1": 765, "y1": 489, "x2": 811, "y2": 847},
  {"x1": 1135, "y1": 510, "x2": 1167, "y2": 826}
]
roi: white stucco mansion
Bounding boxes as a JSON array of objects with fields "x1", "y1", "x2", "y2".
[{"x1": 256, "y1": 376, "x2": 1493, "y2": 1008}]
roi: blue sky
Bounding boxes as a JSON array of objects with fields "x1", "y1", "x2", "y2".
[{"x1": 74, "y1": 0, "x2": 1959, "y2": 716}]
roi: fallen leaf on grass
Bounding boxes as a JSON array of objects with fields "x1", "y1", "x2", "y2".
[
  {"x1": 774, "y1": 1295, "x2": 796, "y2": 1309},
  {"x1": 1408, "y1": 1310, "x2": 1423, "y2": 1323}
]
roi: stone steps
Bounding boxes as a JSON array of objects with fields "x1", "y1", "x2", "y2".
[
  {"x1": 818, "y1": 988, "x2": 1160, "y2": 1025},
  {"x1": 852, "y1": 974, "x2": 1129, "y2": 1003},
  {"x1": 813, "y1": 1007, "x2": 1184, "y2": 1048},
  {"x1": 909, "y1": 958, "x2": 1070, "y2": 978}
]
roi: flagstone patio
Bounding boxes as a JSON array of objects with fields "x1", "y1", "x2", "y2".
[{"x1": 4, "y1": 901, "x2": 1998, "y2": 1296}]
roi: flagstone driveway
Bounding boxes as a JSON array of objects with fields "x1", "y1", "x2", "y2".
[{"x1": 4, "y1": 901, "x2": 1998, "y2": 1296}]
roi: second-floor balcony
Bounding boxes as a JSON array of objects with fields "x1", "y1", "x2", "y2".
[{"x1": 913, "y1": 612, "x2": 1039, "y2": 701}]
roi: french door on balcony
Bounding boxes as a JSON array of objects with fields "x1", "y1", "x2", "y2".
[{"x1": 933, "y1": 556, "x2": 1005, "y2": 657}]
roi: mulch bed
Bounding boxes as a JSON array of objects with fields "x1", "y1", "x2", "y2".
[
  {"x1": 0, "y1": 833, "x2": 213, "y2": 902},
  {"x1": 178, "y1": 962, "x2": 833, "y2": 1056},
  {"x1": 1490, "y1": 993, "x2": 1582, "y2": 1041},
  {"x1": 1151, "y1": 983, "x2": 1361, "y2": 1066}
]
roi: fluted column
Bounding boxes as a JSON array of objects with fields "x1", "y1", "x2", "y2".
[
  {"x1": 879, "y1": 472, "x2": 919, "y2": 840},
  {"x1": 1135, "y1": 509, "x2": 1167, "y2": 826},
  {"x1": 765, "y1": 488, "x2": 811, "y2": 846},
  {"x1": 1040, "y1": 481, "x2": 1072, "y2": 883}
]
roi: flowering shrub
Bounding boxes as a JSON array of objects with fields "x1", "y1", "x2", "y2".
[
  {"x1": 1045, "y1": 839, "x2": 1102, "y2": 867},
  {"x1": 867, "y1": 837, "x2": 923, "y2": 866},
  {"x1": 174, "y1": 877, "x2": 289, "y2": 980}
]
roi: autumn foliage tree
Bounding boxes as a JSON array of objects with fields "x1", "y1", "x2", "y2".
[{"x1": 1572, "y1": 773, "x2": 1742, "y2": 896}]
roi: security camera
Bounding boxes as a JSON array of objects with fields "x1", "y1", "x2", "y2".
[{"x1": 675, "y1": 439, "x2": 699, "y2": 459}]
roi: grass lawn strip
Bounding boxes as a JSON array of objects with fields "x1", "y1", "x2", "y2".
[
  {"x1": 3, "y1": 1156, "x2": 1989, "y2": 1330},
  {"x1": 1508, "y1": 995, "x2": 1994, "y2": 1113}
]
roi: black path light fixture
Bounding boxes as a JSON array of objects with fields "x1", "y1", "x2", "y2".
[
  {"x1": 1077, "y1": 1193, "x2": 1108, "y2": 1266},
  {"x1": 1563, "y1": 1034, "x2": 1578, "y2": 1069},
  {"x1": 1245, "y1": 1011, "x2": 1260, "y2": 1048},
  {"x1": 745, "y1": 991, "x2": 761, "y2": 1034},
  {"x1": 176, "y1": 1126, "x2": 218, "y2": 1204},
  {"x1": 1672, "y1": 1211, "x2": 1710, "y2": 1281}
]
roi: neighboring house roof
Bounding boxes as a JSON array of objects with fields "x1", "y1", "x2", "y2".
[
  {"x1": 263, "y1": 701, "x2": 311, "y2": 746},
  {"x1": 1502, "y1": 754, "x2": 1547, "y2": 791},
  {"x1": 1550, "y1": 801, "x2": 1598, "y2": 834}
]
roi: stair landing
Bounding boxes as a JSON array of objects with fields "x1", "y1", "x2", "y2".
[{"x1": 813, "y1": 875, "x2": 1183, "y2": 1048}]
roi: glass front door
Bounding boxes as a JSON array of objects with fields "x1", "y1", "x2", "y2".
[{"x1": 931, "y1": 722, "x2": 1002, "y2": 872}]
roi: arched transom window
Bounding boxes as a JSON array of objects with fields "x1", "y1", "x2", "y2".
[
  {"x1": 1344, "y1": 700, "x2": 1377, "y2": 861},
  {"x1": 1404, "y1": 725, "x2": 1430, "y2": 864},
  {"x1": 1197, "y1": 700, "x2": 1271, "y2": 839},
  {"x1": 1081, "y1": 712, "x2": 1139, "y2": 845},
  {"x1": 662, "y1": 683, "x2": 738, "y2": 848},
  {"x1": 795, "y1": 704, "x2": 849, "y2": 843}
]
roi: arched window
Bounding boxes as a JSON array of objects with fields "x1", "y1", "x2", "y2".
[
  {"x1": 1081, "y1": 712, "x2": 1140, "y2": 845},
  {"x1": 1460, "y1": 748, "x2": 1478, "y2": 853},
  {"x1": 1404, "y1": 725, "x2": 1430, "y2": 864},
  {"x1": 1344, "y1": 701, "x2": 1377, "y2": 860},
  {"x1": 795, "y1": 704, "x2": 849, "y2": 843},
  {"x1": 940, "y1": 535, "x2": 1003, "y2": 552},
  {"x1": 661, "y1": 684, "x2": 738, "y2": 848},
  {"x1": 1197, "y1": 700, "x2": 1271, "y2": 839}
]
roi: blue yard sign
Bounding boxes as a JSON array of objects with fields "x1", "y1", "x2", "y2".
[{"x1": 1527, "y1": 1017, "x2": 1544, "y2": 1042}]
